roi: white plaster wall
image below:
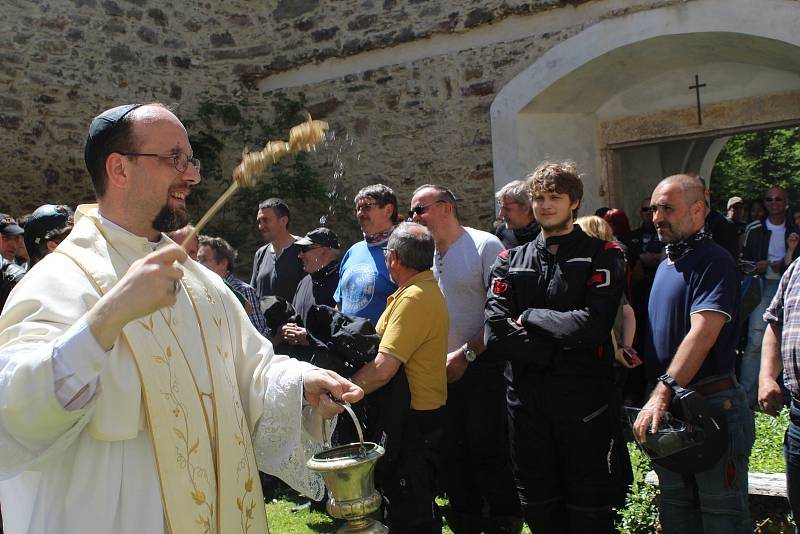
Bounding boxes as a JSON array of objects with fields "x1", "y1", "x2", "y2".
[
  {"x1": 514, "y1": 112, "x2": 604, "y2": 214},
  {"x1": 617, "y1": 145, "x2": 665, "y2": 221},
  {"x1": 491, "y1": 0, "x2": 800, "y2": 209},
  {"x1": 597, "y1": 62, "x2": 800, "y2": 119}
]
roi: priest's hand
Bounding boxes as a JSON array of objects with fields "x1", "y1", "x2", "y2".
[
  {"x1": 87, "y1": 245, "x2": 188, "y2": 350},
  {"x1": 302, "y1": 368, "x2": 364, "y2": 419}
]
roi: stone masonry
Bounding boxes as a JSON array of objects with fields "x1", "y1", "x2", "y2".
[{"x1": 0, "y1": 0, "x2": 681, "y2": 262}]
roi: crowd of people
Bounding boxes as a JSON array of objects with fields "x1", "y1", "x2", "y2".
[{"x1": 0, "y1": 102, "x2": 799, "y2": 534}]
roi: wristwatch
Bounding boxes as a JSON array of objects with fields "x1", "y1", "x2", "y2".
[
  {"x1": 462, "y1": 343, "x2": 477, "y2": 363},
  {"x1": 657, "y1": 373, "x2": 679, "y2": 395}
]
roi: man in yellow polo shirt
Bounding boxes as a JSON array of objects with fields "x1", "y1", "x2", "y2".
[{"x1": 351, "y1": 221, "x2": 448, "y2": 534}]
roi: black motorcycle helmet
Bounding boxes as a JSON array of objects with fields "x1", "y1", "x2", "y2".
[{"x1": 627, "y1": 381, "x2": 728, "y2": 473}]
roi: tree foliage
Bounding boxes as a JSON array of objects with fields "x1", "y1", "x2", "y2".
[{"x1": 710, "y1": 127, "x2": 800, "y2": 213}]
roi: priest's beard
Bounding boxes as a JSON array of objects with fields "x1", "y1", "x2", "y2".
[{"x1": 152, "y1": 203, "x2": 190, "y2": 233}]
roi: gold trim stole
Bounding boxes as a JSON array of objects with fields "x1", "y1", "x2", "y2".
[{"x1": 55, "y1": 217, "x2": 268, "y2": 534}]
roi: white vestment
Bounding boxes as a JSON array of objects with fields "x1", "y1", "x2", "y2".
[{"x1": 0, "y1": 207, "x2": 327, "y2": 534}]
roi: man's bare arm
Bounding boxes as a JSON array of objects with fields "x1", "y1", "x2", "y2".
[
  {"x1": 758, "y1": 323, "x2": 784, "y2": 416},
  {"x1": 349, "y1": 352, "x2": 402, "y2": 395},
  {"x1": 633, "y1": 310, "x2": 727, "y2": 441}
]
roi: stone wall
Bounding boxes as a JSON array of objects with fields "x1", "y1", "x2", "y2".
[{"x1": 0, "y1": 0, "x2": 668, "y2": 264}]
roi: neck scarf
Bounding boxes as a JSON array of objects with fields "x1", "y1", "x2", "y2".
[
  {"x1": 665, "y1": 229, "x2": 710, "y2": 262},
  {"x1": 364, "y1": 226, "x2": 395, "y2": 246}
]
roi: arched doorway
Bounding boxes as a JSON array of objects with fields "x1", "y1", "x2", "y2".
[{"x1": 491, "y1": 0, "x2": 800, "y2": 218}]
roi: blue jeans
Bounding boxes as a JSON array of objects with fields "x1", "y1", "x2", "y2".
[
  {"x1": 784, "y1": 402, "x2": 800, "y2": 533},
  {"x1": 653, "y1": 384, "x2": 755, "y2": 534},
  {"x1": 741, "y1": 278, "x2": 780, "y2": 407}
]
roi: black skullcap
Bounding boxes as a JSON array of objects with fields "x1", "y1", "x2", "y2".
[{"x1": 84, "y1": 104, "x2": 144, "y2": 175}]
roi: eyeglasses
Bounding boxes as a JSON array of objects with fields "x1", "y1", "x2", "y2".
[
  {"x1": 408, "y1": 200, "x2": 446, "y2": 219},
  {"x1": 382, "y1": 247, "x2": 394, "y2": 261},
  {"x1": 356, "y1": 202, "x2": 378, "y2": 212},
  {"x1": 764, "y1": 196, "x2": 785, "y2": 203},
  {"x1": 641, "y1": 207, "x2": 653, "y2": 213},
  {"x1": 119, "y1": 152, "x2": 201, "y2": 173}
]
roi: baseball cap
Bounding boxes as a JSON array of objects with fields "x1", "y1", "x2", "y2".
[
  {"x1": 296, "y1": 227, "x2": 340, "y2": 250},
  {"x1": 23, "y1": 205, "x2": 73, "y2": 254},
  {"x1": 84, "y1": 103, "x2": 143, "y2": 175},
  {"x1": 0, "y1": 213, "x2": 24, "y2": 236},
  {"x1": 726, "y1": 196, "x2": 744, "y2": 210}
]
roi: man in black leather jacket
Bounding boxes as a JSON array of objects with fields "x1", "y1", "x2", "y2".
[{"x1": 485, "y1": 161, "x2": 627, "y2": 534}]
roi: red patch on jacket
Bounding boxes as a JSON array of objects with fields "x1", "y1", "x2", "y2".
[
  {"x1": 499, "y1": 249, "x2": 509, "y2": 259},
  {"x1": 492, "y1": 280, "x2": 510, "y2": 295},
  {"x1": 604, "y1": 241, "x2": 622, "y2": 251},
  {"x1": 587, "y1": 272, "x2": 605, "y2": 287}
]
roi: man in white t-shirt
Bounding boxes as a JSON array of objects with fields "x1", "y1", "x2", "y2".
[
  {"x1": 741, "y1": 185, "x2": 800, "y2": 406},
  {"x1": 410, "y1": 184, "x2": 522, "y2": 534}
]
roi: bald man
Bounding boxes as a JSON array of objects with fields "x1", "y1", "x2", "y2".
[{"x1": 634, "y1": 175, "x2": 753, "y2": 533}]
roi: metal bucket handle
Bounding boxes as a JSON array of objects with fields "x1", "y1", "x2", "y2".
[{"x1": 322, "y1": 397, "x2": 367, "y2": 456}]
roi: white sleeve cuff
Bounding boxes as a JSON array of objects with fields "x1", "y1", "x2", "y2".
[{"x1": 52, "y1": 317, "x2": 108, "y2": 408}]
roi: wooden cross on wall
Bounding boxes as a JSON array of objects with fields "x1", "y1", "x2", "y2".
[{"x1": 689, "y1": 74, "x2": 707, "y2": 125}]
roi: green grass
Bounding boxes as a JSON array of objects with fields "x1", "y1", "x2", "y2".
[
  {"x1": 751, "y1": 407, "x2": 790, "y2": 473},
  {"x1": 265, "y1": 492, "x2": 534, "y2": 534},
  {"x1": 265, "y1": 409, "x2": 790, "y2": 532}
]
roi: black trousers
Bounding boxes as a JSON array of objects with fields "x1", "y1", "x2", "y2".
[
  {"x1": 508, "y1": 374, "x2": 630, "y2": 534},
  {"x1": 379, "y1": 407, "x2": 445, "y2": 534},
  {"x1": 442, "y1": 361, "x2": 522, "y2": 533}
]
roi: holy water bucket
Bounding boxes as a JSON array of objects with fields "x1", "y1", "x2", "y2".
[{"x1": 307, "y1": 402, "x2": 388, "y2": 533}]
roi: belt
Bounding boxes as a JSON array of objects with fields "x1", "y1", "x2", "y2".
[{"x1": 692, "y1": 375, "x2": 737, "y2": 396}]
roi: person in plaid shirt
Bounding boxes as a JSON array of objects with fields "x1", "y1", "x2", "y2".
[
  {"x1": 759, "y1": 231, "x2": 800, "y2": 524},
  {"x1": 197, "y1": 235, "x2": 269, "y2": 337}
]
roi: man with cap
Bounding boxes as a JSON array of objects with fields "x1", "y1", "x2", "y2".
[
  {"x1": 0, "y1": 214, "x2": 26, "y2": 310},
  {"x1": 0, "y1": 214, "x2": 25, "y2": 264},
  {"x1": 0, "y1": 103, "x2": 362, "y2": 534},
  {"x1": 197, "y1": 234, "x2": 268, "y2": 337},
  {"x1": 279, "y1": 227, "x2": 341, "y2": 348},
  {"x1": 23, "y1": 204, "x2": 74, "y2": 268},
  {"x1": 633, "y1": 174, "x2": 753, "y2": 533},
  {"x1": 726, "y1": 196, "x2": 748, "y2": 237}
]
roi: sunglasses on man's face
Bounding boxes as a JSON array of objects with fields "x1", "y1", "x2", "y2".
[
  {"x1": 408, "y1": 200, "x2": 446, "y2": 220},
  {"x1": 764, "y1": 196, "x2": 786, "y2": 203}
]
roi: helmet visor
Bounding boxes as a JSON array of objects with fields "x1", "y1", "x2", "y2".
[{"x1": 623, "y1": 406, "x2": 706, "y2": 459}]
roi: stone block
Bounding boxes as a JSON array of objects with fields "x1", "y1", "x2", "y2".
[
  {"x1": 273, "y1": 0, "x2": 319, "y2": 21},
  {"x1": 108, "y1": 44, "x2": 138, "y2": 64},
  {"x1": 147, "y1": 8, "x2": 168, "y2": 27},
  {"x1": 136, "y1": 25, "x2": 159, "y2": 44},
  {"x1": 347, "y1": 14, "x2": 378, "y2": 31},
  {"x1": 210, "y1": 31, "x2": 235, "y2": 47},
  {"x1": 461, "y1": 81, "x2": 494, "y2": 97}
]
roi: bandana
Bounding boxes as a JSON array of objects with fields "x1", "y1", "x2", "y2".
[
  {"x1": 664, "y1": 229, "x2": 710, "y2": 262},
  {"x1": 364, "y1": 226, "x2": 395, "y2": 246}
]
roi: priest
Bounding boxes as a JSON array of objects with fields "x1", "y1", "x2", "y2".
[{"x1": 0, "y1": 103, "x2": 362, "y2": 534}]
